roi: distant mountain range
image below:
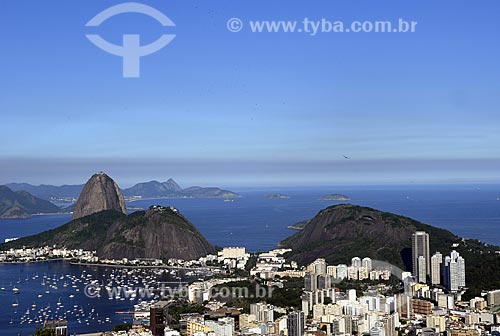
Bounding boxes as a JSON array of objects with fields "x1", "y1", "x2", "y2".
[
  {"x1": 0, "y1": 185, "x2": 61, "y2": 218},
  {"x1": 6, "y1": 183, "x2": 84, "y2": 200},
  {"x1": 123, "y1": 180, "x2": 240, "y2": 199},
  {"x1": 6, "y1": 179, "x2": 240, "y2": 200}
]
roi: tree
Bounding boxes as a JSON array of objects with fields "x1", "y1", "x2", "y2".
[{"x1": 33, "y1": 326, "x2": 56, "y2": 336}]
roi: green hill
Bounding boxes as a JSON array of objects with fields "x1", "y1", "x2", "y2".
[
  {"x1": 281, "y1": 204, "x2": 500, "y2": 298},
  {"x1": 1, "y1": 206, "x2": 216, "y2": 261}
]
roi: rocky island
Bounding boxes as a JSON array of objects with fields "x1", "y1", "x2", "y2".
[
  {"x1": 319, "y1": 193, "x2": 350, "y2": 201},
  {"x1": 2, "y1": 173, "x2": 216, "y2": 260}
]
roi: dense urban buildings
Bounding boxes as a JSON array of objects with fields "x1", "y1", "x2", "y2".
[
  {"x1": 412, "y1": 232, "x2": 466, "y2": 292},
  {"x1": 10, "y1": 233, "x2": 496, "y2": 336}
]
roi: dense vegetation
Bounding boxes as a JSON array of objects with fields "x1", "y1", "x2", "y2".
[
  {"x1": 112, "y1": 323, "x2": 133, "y2": 332},
  {"x1": 281, "y1": 204, "x2": 500, "y2": 298},
  {"x1": 0, "y1": 206, "x2": 216, "y2": 261},
  {"x1": 212, "y1": 277, "x2": 303, "y2": 312},
  {"x1": 167, "y1": 302, "x2": 206, "y2": 327},
  {"x1": 1, "y1": 209, "x2": 124, "y2": 251},
  {"x1": 31, "y1": 326, "x2": 56, "y2": 336}
]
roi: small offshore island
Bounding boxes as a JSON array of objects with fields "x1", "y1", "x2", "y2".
[
  {"x1": 264, "y1": 193, "x2": 291, "y2": 199},
  {"x1": 320, "y1": 193, "x2": 351, "y2": 201}
]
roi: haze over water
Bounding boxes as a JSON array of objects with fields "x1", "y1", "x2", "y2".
[{"x1": 1, "y1": 185, "x2": 499, "y2": 251}]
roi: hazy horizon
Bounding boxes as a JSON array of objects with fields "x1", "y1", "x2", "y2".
[
  {"x1": 1, "y1": 157, "x2": 499, "y2": 189},
  {"x1": 1, "y1": 0, "x2": 499, "y2": 187}
]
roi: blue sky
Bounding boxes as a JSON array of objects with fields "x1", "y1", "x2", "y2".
[{"x1": 0, "y1": 0, "x2": 499, "y2": 187}]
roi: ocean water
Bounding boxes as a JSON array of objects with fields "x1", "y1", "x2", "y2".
[
  {"x1": 0, "y1": 261, "x2": 189, "y2": 335},
  {"x1": 0, "y1": 185, "x2": 499, "y2": 334},
  {"x1": 134, "y1": 185, "x2": 500, "y2": 249},
  {"x1": 1, "y1": 185, "x2": 499, "y2": 251}
]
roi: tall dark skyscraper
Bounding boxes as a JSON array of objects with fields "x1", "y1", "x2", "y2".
[
  {"x1": 412, "y1": 231, "x2": 430, "y2": 282},
  {"x1": 287, "y1": 311, "x2": 305, "y2": 336},
  {"x1": 150, "y1": 301, "x2": 170, "y2": 336}
]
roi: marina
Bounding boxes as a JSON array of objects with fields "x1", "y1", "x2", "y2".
[{"x1": 0, "y1": 260, "x2": 199, "y2": 334}]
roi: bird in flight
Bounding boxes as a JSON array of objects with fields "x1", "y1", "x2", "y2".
[{"x1": 343, "y1": 155, "x2": 351, "y2": 160}]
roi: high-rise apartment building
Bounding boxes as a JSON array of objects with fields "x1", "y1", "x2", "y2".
[
  {"x1": 412, "y1": 231, "x2": 430, "y2": 282},
  {"x1": 337, "y1": 264, "x2": 348, "y2": 280},
  {"x1": 443, "y1": 250, "x2": 465, "y2": 291},
  {"x1": 431, "y1": 252, "x2": 443, "y2": 285},
  {"x1": 250, "y1": 302, "x2": 274, "y2": 323},
  {"x1": 310, "y1": 258, "x2": 327, "y2": 275},
  {"x1": 327, "y1": 265, "x2": 337, "y2": 278},
  {"x1": 418, "y1": 256, "x2": 427, "y2": 283},
  {"x1": 362, "y1": 257, "x2": 373, "y2": 271},
  {"x1": 287, "y1": 311, "x2": 305, "y2": 336},
  {"x1": 150, "y1": 301, "x2": 171, "y2": 336}
]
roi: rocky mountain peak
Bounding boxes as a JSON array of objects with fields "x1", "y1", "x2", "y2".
[
  {"x1": 164, "y1": 178, "x2": 182, "y2": 192},
  {"x1": 72, "y1": 173, "x2": 126, "y2": 220}
]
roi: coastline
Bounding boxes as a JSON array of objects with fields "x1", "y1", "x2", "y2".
[
  {"x1": 69, "y1": 262, "x2": 218, "y2": 271},
  {"x1": 0, "y1": 258, "x2": 69, "y2": 265},
  {"x1": 0, "y1": 212, "x2": 71, "y2": 220},
  {"x1": 126, "y1": 195, "x2": 242, "y2": 203},
  {"x1": 0, "y1": 259, "x2": 215, "y2": 271}
]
